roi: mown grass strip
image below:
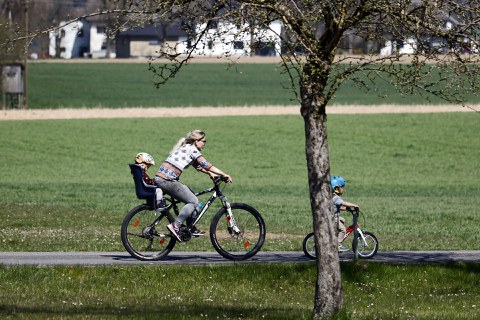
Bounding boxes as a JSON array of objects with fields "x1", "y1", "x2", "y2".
[
  {"x1": 0, "y1": 262, "x2": 478, "y2": 319},
  {"x1": 28, "y1": 63, "x2": 295, "y2": 108},
  {"x1": 28, "y1": 62, "x2": 480, "y2": 108}
]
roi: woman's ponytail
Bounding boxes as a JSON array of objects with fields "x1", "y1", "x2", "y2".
[
  {"x1": 170, "y1": 137, "x2": 186, "y2": 154},
  {"x1": 170, "y1": 130, "x2": 205, "y2": 154}
]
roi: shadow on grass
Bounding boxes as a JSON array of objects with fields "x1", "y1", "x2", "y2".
[
  {"x1": 340, "y1": 260, "x2": 480, "y2": 283},
  {"x1": 443, "y1": 261, "x2": 480, "y2": 274},
  {"x1": 0, "y1": 303, "x2": 312, "y2": 320}
]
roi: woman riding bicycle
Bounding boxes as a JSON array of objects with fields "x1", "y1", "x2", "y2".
[{"x1": 154, "y1": 129, "x2": 233, "y2": 242}]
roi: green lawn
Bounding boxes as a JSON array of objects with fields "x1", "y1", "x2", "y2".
[
  {"x1": 26, "y1": 62, "x2": 480, "y2": 108},
  {"x1": 28, "y1": 63, "x2": 296, "y2": 108},
  {"x1": 0, "y1": 263, "x2": 478, "y2": 319},
  {"x1": 0, "y1": 113, "x2": 478, "y2": 252},
  {"x1": 2, "y1": 69, "x2": 479, "y2": 319}
]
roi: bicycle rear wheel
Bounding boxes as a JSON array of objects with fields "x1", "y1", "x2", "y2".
[
  {"x1": 302, "y1": 232, "x2": 316, "y2": 259},
  {"x1": 210, "y1": 203, "x2": 265, "y2": 261},
  {"x1": 355, "y1": 231, "x2": 378, "y2": 259},
  {"x1": 121, "y1": 204, "x2": 176, "y2": 261}
]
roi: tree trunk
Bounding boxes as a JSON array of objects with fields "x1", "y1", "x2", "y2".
[{"x1": 301, "y1": 62, "x2": 343, "y2": 319}]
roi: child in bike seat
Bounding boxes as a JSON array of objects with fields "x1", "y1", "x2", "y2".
[
  {"x1": 331, "y1": 176, "x2": 359, "y2": 253},
  {"x1": 135, "y1": 152, "x2": 167, "y2": 211}
]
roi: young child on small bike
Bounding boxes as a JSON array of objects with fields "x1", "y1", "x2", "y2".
[
  {"x1": 331, "y1": 176, "x2": 359, "y2": 252},
  {"x1": 135, "y1": 152, "x2": 167, "y2": 211}
]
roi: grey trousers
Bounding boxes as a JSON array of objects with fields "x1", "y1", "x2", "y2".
[{"x1": 155, "y1": 176, "x2": 198, "y2": 227}]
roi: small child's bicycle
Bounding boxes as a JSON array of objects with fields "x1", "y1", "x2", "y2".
[
  {"x1": 121, "y1": 164, "x2": 266, "y2": 261},
  {"x1": 302, "y1": 207, "x2": 378, "y2": 259}
]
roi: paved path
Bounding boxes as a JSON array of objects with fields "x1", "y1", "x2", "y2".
[{"x1": 0, "y1": 251, "x2": 478, "y2": 266}]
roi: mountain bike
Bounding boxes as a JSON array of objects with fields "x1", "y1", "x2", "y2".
[
  {"x1": 302, "y1": 207, "x2": 378, "y2": 259},
  {"x1": 121, "y1": 176, "x2": 266, "y2": 261}
]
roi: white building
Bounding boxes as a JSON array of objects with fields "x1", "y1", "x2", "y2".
[
  {"x1": 193, "y1": 20, "x2": 282, "y2": 57},
  {"x1": 88, "y1": 23, "x2": 109, "y2": 58},
  {"x1": 48, "y1": 19, "x2": 114, "y2": 59},
  {"x1": 49, "y1": 20, "x2": 90, "y2": 59},
  {"x1": 49, "y1": 19, "x2": 282, "y2": 59}
]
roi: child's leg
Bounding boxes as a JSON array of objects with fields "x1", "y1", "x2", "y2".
[{"x1": 155, "y1": 188, "x2": 165, "y2": 207}]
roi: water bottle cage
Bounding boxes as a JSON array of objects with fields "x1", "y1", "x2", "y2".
[{"x1": 191, "y1": 202, "x2": 203, "y2": 220}]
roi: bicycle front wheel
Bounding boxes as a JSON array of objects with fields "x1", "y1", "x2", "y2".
[
  {"x1": 302, "y1": 232, "x2": 316, "y2": 259},
  {"x1": 355, "y1": 231, "x2": 378, "y2": 259},
  {"x1": 210, "y1": 203, "x2": 266, "y2": 261},
  {"x1": 121, "y1": 204, "x2": 176, "y2": 261}
]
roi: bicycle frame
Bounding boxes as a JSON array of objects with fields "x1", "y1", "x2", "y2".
[
  {"x1": 191, "y1": 184, "x2": 220, "y2": 226},
  {"x1": 344, "y1": 208, "x2": 373, "y2": 257},
  {"x1": 161, "y1": 177, "x2": 234, "y2": 230},
  {"x1": 343, "y1": 223, "x2": 369, "y2": 247}
]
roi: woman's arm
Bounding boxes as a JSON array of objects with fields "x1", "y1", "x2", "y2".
[
  {"x1": 195, "y1": 165, "x2": 232, "y2": 182},
  {"x1": 207, "y1": 166, "x2": 233, "y2": 183}
]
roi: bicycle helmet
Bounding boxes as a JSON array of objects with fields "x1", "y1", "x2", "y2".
[
  {"x1": 330, "y1": 176, "x2": 346, "y2": 189},
  {"x1": 135, "y1": 152, "x2": 155, "y2": 166}
]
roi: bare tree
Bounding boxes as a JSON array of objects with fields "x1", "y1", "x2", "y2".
[
  {"x1": 124, "y1": 2, "x2": 480, "y2": 318},
  {"x1": 0, "y1": 0, "x2": 91, "y2": 58},
  {"x1": 7, "y1": 0, "x2": 480, "y2": 318}
]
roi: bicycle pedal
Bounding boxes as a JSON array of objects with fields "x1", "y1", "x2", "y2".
[{"x1": 192, "y1": 233, "x2": 206, "y2": 237}]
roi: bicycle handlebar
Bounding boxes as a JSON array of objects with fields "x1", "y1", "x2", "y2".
[
  {"x1": 345, "y1": 206, "x2": 359, "y2": 214},
  {"x1": 211, "y1": 175, "x2": 230, "y2": 185},
  {"x1": 211, "y1": 176, "x2": 222, "y2": 185}
]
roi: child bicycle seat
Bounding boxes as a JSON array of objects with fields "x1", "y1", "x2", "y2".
[{"x1": 128, "y1": 163, "x2": 158, "y2": 209}]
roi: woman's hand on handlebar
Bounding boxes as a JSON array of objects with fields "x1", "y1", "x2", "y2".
[
  {"x1": 210, "y1": 173, "x2": 232, "y2": 184},
  {"x1": 207, "y1": 166, "x2": 232, "y2": 183},
  {"x1": 222, "y1": 174, "x2": 233, "y2": 183}
]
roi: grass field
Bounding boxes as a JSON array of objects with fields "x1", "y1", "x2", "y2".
[
  {"x1": 1, "y1": 62, "x2": 479, "y2": 319},
  {"x1": 28, "y1": 62, "x2": 296, "y2": 108},
  {"x1": 26, "y1": 62, "x2": 480, "y2": 108},
  {"x1": 0, "y1": 113, "x2": 478, "y2": 252},
  {"x1": 0, "y1": 263, "x2": 478, "y2": 319}
]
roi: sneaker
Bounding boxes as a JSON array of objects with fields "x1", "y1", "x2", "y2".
[
  {"x1": 191, "y1": 226, "x2": 206, "y2": 237},
  {"x1": 167, "y1": 223, "x2": 182, "y2": 242},
  {"x1": 338, "y1": 244, "x2": 349, "y2": 253},
  {"x1": 155, "y1": 199, "x2": 168, "y2": 212},
  {"x1": 155, "y1": 205, "x2": 168, "y2": 212}
]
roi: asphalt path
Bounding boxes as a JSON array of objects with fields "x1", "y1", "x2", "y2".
[{"x1": 0, "y1": 251, "x2": 479, "y2": 266}]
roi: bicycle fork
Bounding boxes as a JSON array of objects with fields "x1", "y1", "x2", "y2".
[{"x1": 221, "y1": 195, "x2": 241, "y2": 234}]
